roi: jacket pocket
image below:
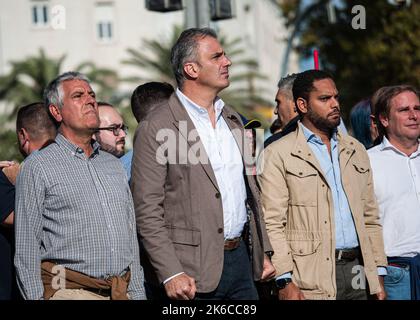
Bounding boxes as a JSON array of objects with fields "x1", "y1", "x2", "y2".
[
  {"x1": 287, "y1": 230, "x2": 322, "y2": 291},
  {"x1": 167, "y1": 226, "x2": 201, "y2": 278},
  {"x1": 168, "y1": 226, "x2": 200, "y2": 246},
  {"x1": 286, "y1": 166, "x2": 317, "y2": 206}
]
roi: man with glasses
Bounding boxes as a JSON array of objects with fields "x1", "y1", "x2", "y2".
[{"x1": 95, "y1": 102, "x2": 128, "y2": 158}]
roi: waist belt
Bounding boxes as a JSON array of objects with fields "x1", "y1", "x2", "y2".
[
  {"x1": 335, "y1": 247, "x2": 360, "y2": 262},
  {"x1": 224, "y1": 237, "x2": 241, "y2": 251}
]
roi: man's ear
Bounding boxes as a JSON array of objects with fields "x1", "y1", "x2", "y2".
[
  {"x1": 378, "y1": 113, "x2": 389, "y2": 128},
  {"x1": 49, "y1": 104, "x2": 62, "y2": 122},
  {"x1": 18, "y1": 128, "x2": 28, "y2": 145},
  {"x1": 183, "y1": 62, "x2": 199, "y2": 80},
  {"x1": 296, "y1": 97, "x2": 308, "y2": 115}
]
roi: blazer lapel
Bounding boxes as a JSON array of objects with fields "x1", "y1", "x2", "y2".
[{"x1": 167, "y1": 93, "x2": 220, "y2": 192}]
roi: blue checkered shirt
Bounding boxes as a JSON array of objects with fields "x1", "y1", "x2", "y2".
[{"x1": 14, "y1": 133, "x2": 145, "y2": 300}]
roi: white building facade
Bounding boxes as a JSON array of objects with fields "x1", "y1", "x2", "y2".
[{"x1": 0, "y1": 0, "x2": 298, "y2": 113}]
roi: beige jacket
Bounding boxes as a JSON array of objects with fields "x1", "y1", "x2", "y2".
[
  {"x1": 132, "y1": 93, "x2": 272, "y2": 293},
  {"x1": 258, "y1": 123, "x2": 387, "y2": 300}
]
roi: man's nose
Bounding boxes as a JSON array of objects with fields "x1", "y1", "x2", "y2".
[
  {"x1": 224, "y1": 55, "x2": 232, "y2": 67},
  {"x1": 409, "y1": 110, "x2": 420, "y2": 120}
]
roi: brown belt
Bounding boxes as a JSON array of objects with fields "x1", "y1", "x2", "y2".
[{"x1": 224, "y1": 237, "x2": 241, "y2": 251}]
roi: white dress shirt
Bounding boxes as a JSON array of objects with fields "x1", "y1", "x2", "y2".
[
  {"x1": 368, "y1": 137, "x2": 420, "y2": 257},
  {"x1": 176, "y1": 89, "x2": 248, "y2": 240}
]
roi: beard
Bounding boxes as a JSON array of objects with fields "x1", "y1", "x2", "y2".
[
  {"x1": 96, "y1": 137, "x2": 125, "y2": 158},
  {"x1": 306, "y1": 108, "x2": 340, "y2": 132}
]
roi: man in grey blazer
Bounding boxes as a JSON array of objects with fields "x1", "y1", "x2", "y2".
[{"x1": 131, "y1": 28, "x2": 275, "y2": 300}]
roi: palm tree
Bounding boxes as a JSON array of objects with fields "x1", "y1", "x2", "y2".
[
  {"x1": 0, "y1": 49, "x2": 119, "y2": 119},
  {"x1": 0, "y1": 48, "x2": 65, "y2": 119},
  {"x1": 0, "y1": 49, "x2": 120, "y2": 160},
  {"x1": 122, "y1": 25, "x2": 271, "y2": 123}
]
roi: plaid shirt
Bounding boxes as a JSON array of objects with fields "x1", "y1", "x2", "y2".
[{"x1": 15, "y1": 133, "x2": 145, "y2": 300}]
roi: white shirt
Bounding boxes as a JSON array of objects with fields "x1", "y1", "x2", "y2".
[
  {"x1": 368, "y1": 137, "x2": 420, "y2": 257},
  {"x1": 176, "y1": 89, "x2": 248, "y2": 240}
]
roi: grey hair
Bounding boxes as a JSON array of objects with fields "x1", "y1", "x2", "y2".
[
  {"x1": 277, "y1": 73, "x2": 298, "y2": 101},
  {"x1": 43, "y1": 71, "x2": 90, "y2": 109},
  {"x1": 170, "y1": 27, "x2": 218, "y2": 89}
]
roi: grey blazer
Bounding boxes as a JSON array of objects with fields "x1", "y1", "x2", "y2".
[{"x1": 131, "y1": 93, "x2": 272, "y2": 293}]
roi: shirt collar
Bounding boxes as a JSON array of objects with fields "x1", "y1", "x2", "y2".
[
  {"x1": 300, "y1": 122, "x2": 338, "y2": 146},
  {"x1": 379, "y1": 136, "x2": 420, "y2": 158},
  {"x1": 176, "y1": 88, "x2": 225, "y2": 120},
  {"x1": 55, "y1": 133, "x2": 100, "y2": 159}
]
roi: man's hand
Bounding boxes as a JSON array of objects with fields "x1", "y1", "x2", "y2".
[
  {"x1": 3, "y1": 163, "x2": 20, "y2": 185},
  {"x1": 278, "y1": 282, "x2": 305, "y2": 300},
  {"x1": 164, "y1": 273, "x2": 197, "y2": 300},
  {"x1": 375, "y1": 276, "x2": 387, "y2": 300},
  {"x1": 0, "y1": 161, "x2": 16, "y2": 169},
  {"x1": 260, "y1": 254, "x2": 276, "y2": 281}
]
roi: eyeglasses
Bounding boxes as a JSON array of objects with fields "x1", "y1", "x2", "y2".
[{"x1": 97, "y1": 124, "x2": 128, "y2": 136}]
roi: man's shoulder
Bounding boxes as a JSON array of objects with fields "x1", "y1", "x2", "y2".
[
  {"x1": 22, "y1": 143, "x2": 59, "y2": 167},
  {"x1": 266, "y1": 129, "x2": 298, "y2": 152}
]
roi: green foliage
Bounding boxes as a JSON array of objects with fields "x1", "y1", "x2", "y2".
[
  {"x1": 123, "y1": 25, "x2": 271, "y2": 123},
  {"x1": 278, "y1": 0, "x2": 420, "y2": 119},
  {"x1": 0, "y1": 50, "x2": 119, "y2": 160}
]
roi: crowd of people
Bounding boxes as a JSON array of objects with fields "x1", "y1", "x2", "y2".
[{"x1": 1, "y1": 27, "x2": 419, "y2": 301}]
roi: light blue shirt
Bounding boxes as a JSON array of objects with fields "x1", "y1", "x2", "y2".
[
  {"x1": 176, "y1": 89, "x2": 248, "y2": 240},
  {"x1": 301, "y1": 123, "x2": 359, "y2": 249},
  {"x1": 120, "y1": 150, "x2": 133, "y2": 184},
  {"x1": 279, "y1": 124, "x2": 386, "y2": 280}
]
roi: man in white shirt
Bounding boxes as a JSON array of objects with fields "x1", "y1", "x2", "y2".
[
  {"x1": 368, "y1": 84, "x2": 420, "y2": 300},
  {"x1": 132, "y1": 28, "x2": 275, "y2": 300}
]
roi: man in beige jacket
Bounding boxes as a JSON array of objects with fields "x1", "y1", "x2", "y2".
[{"x1": 258, "y1": 69, "x2": 387, "y2": 300}]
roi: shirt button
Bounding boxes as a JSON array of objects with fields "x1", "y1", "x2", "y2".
[
  {"x1": 218, "y1": 228, "x2": 223, "y2": 234},
  {"x1": 324, "y1": 221, "x2": 328, "y2": 224},
  {"x1": 299, "y1": 172, "x2": 303, "y2": 176},
  {"x1": 346, "y1": 151, "x2": 351, "y2": 155},
  {"x1": 322, "y1": 184, "x2": 325, "y2": 187},
  {"x1": 326, "y1": 258, "x2": 330, "y2": 261},
  {"x1": 215, "y1": 193, "x2": 221, "y2": 199}
]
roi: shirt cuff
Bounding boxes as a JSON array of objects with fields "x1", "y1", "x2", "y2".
[
  {"x1": 163, "y1": 272, "x2": 185, "y2": 285},
  {"x1": 377, "y1": 267, "x2": 387, "y2": 276},
  {"x1": 275, "y1": 272, "x2": 292, "y2": 281}
]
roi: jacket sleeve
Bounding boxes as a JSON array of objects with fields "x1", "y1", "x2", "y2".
[
  {"x1": 257, "y1": 146, "x2": 294, "y2": 276},
  {"x1": 361, "y1": 151, "x2": 388, "y2": 267},
  {"x1": 131, "y1": 119, "x2": 184, "y2": 284}
]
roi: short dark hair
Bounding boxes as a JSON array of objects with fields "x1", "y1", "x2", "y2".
[
  {"x1": 130, "y1": 82, "x2": 174, "y2": 122},
  {"x1": 170, "y1": 27, "x2": 218, "y2": 88},
  {"x1": 292, "y1": 69, "x2": 334, "y2": 106},
  {"x1": 16, "y1": 102, "x2": 57, "y2": 140},
  {"x1": 372, "y1": 85, "x2": 419, "y2": 140}
]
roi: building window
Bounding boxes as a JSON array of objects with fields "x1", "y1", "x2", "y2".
[
  {"x1": 95, "y1": 2, "x2": 115, "y2": 42},
  {"x1": 31, "y1": 1, "x2": 49, "y2": 26}
]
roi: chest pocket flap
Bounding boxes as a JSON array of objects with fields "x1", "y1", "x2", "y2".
[{"x1": 286, "y1": 165, "x2": 318, "y2": 206}]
